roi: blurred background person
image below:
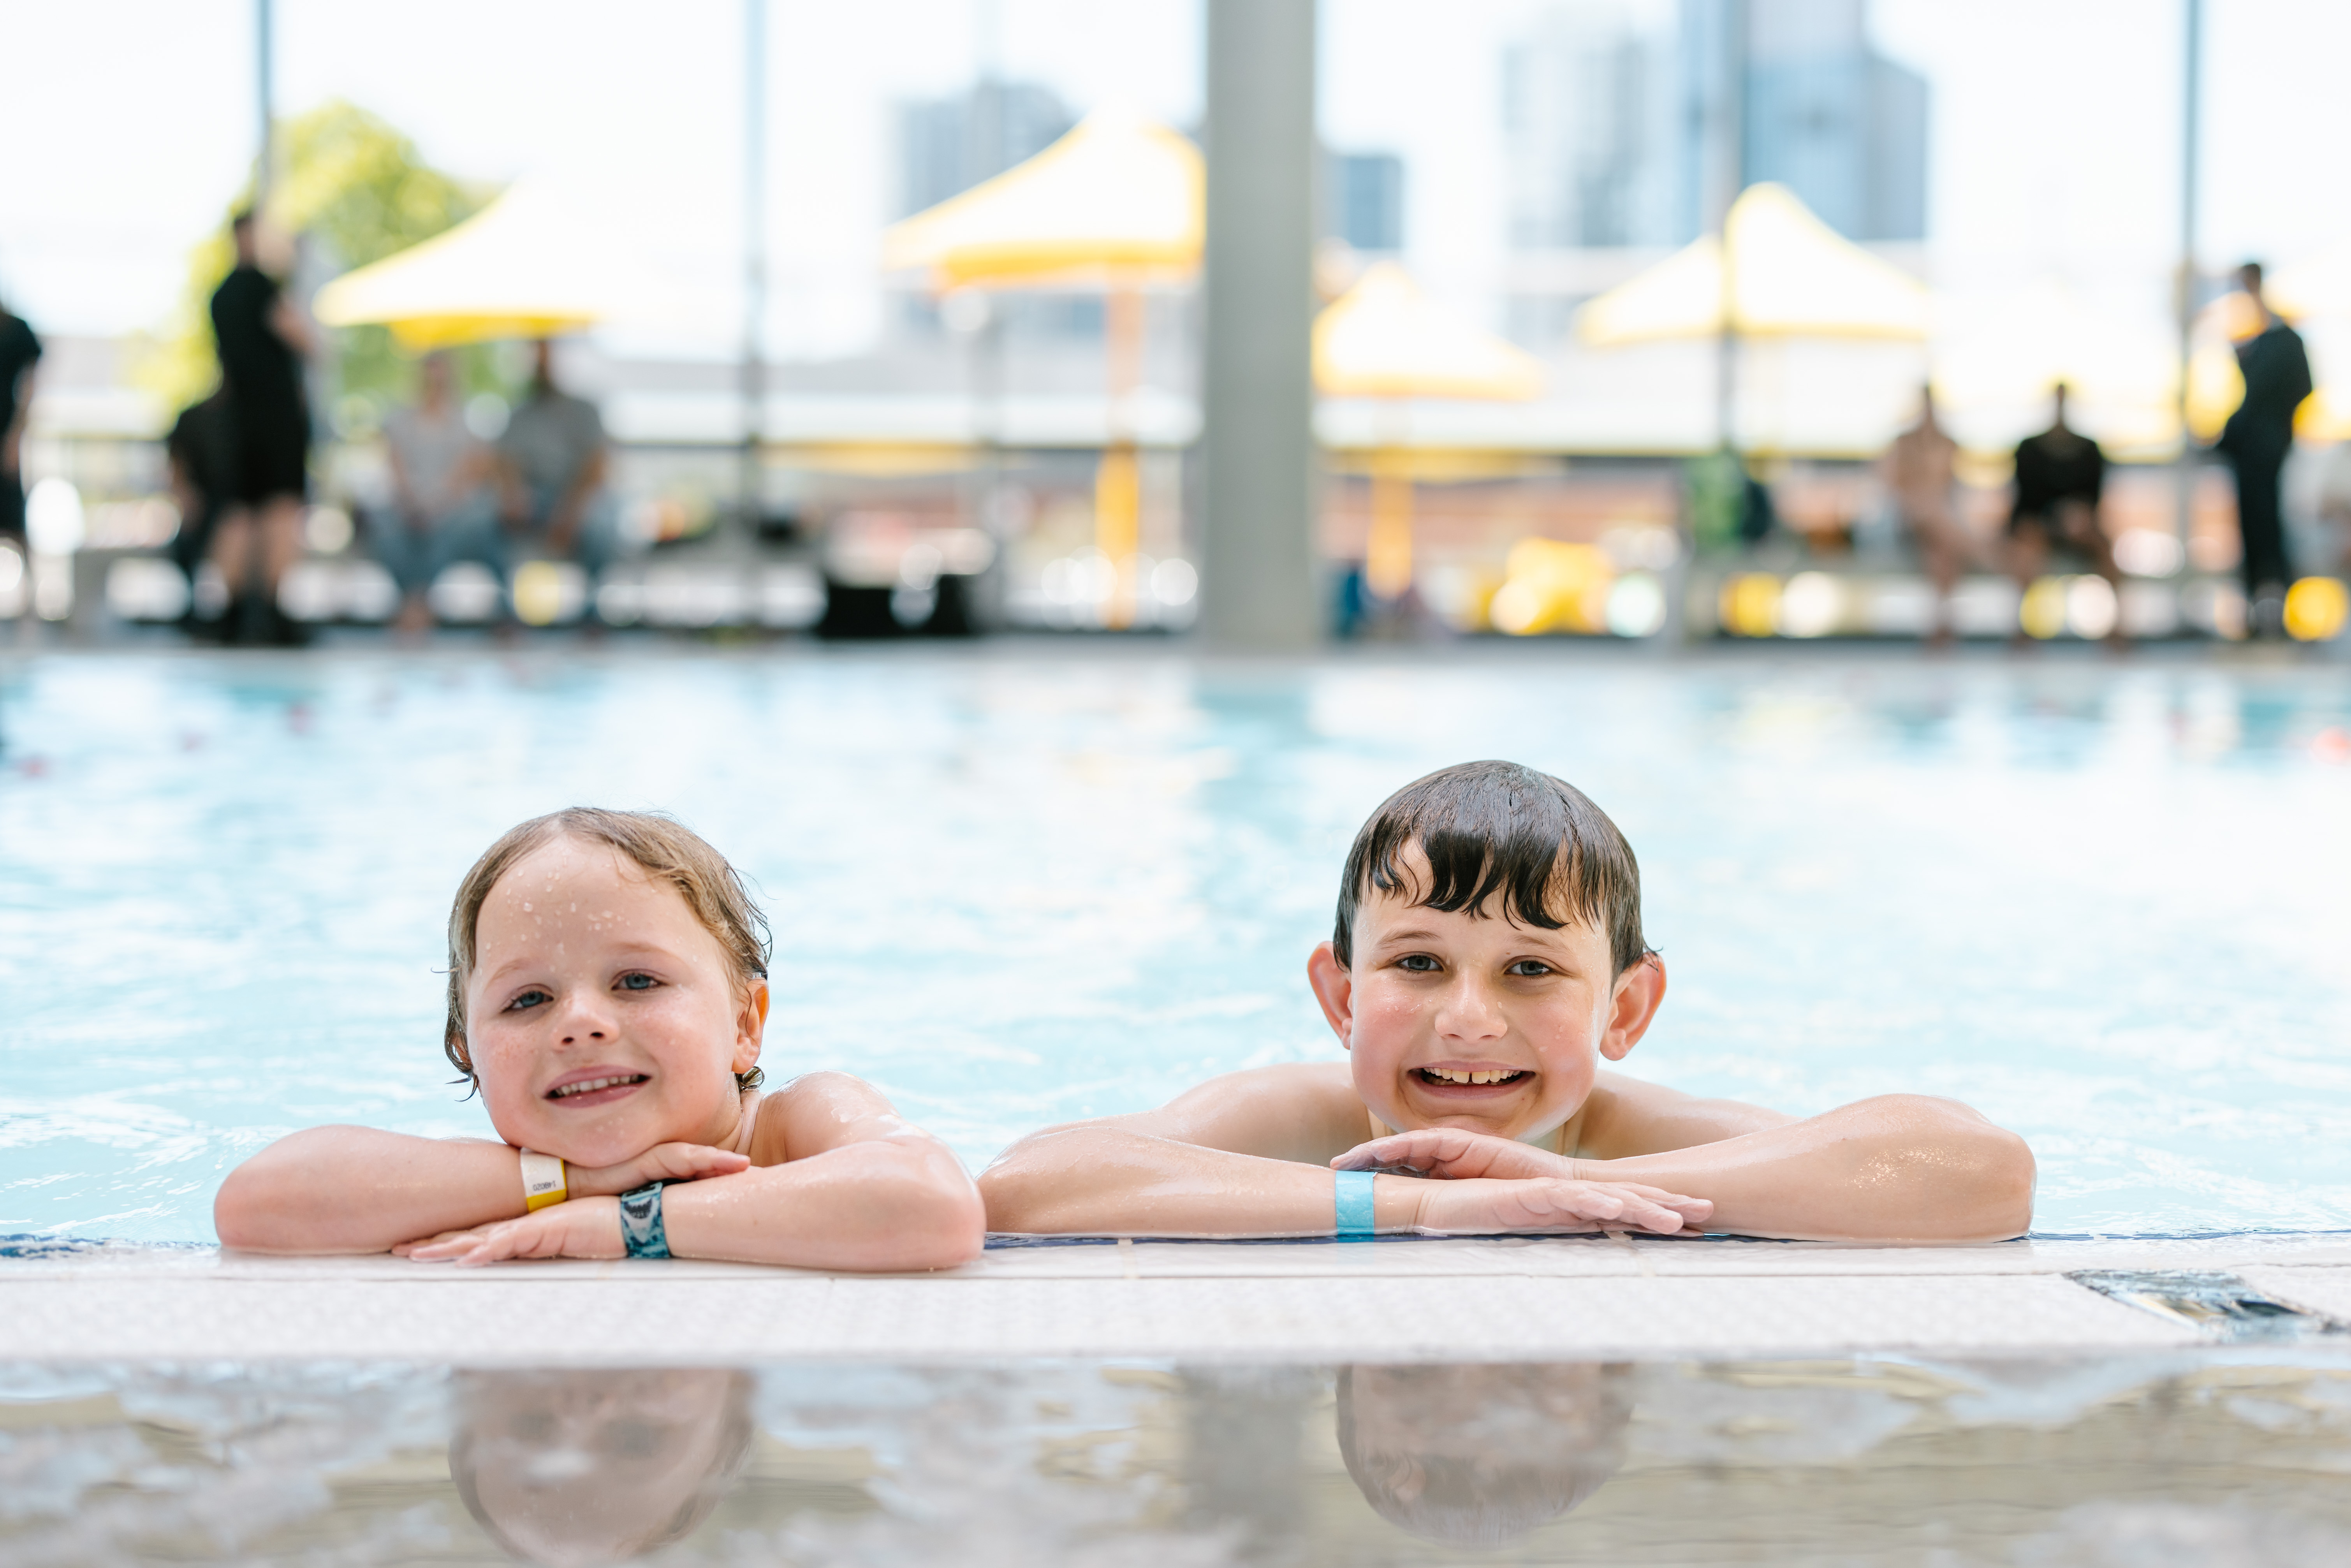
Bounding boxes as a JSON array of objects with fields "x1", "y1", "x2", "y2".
[
  {"x1": 208, "y1": 209, "x2": 313, "y2": 645},
  {"x1": 377, "y1": 350, "x2": 491, "y2": 635},
  {"x1": 1882, "y1": 384, "x2": 1968, "y2": 647},
  {"x1": 0, "y1": 292, "x2": 38, "y2": 552},
  {"x1": 163, "y1": 390, "x2": 234, "y2": 638},
  {"x1": 2216, "y1": 260, "x2": 2312, "y2": 637},
  {"x1": 465, "y1": 338, "x2": 616, "y2": 620},
  {"x1": 2006, "y1": 382, "x2": 2124, "y2": 648}
]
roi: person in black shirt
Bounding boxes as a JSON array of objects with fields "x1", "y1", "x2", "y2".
[
  {"x1": 0, "y1": 297, "x2": 39, "y2": 549},
  {"x1": 164, "y1": 392, "x2": 238, "y2": 637},
  {"x1": 2006, "y1": 382, "x2": 2125, "y2": 646},
  {"x1": 2216, "y1": 261, "x2": 2312, "y2": 634},
  {"x1": 208, "y1": 209, "x2": 314, "y2": 643}
]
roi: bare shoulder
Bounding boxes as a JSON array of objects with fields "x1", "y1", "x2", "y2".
[
  {"x1": 1573, "y1": 1072, "x2": 1797, "y2": 1161},
  {"x1": 748, "y1": 1070, "x2": 903, "y2": 1165},
  {"x1": 1063, "y1": 1061, "x2": 1365, "y2": 1165}
]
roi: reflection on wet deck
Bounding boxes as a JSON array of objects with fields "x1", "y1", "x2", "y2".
[{"x1": 8, "y1": 1353, "x2": 2351, "y2": 1565}]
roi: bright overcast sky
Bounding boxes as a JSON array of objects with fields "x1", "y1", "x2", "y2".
[{"x1": 2, "y1": 0, "x2": 2346, "y2": 358}]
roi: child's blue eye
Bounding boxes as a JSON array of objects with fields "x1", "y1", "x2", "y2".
[
  {"x1": 617, "y1": 973, "x2": 658, "y2": 992},
  {"x1": 1398, "y1": 954, "x2": 1440, "y2": 972},
  {"x1": 1506, "y1": 960, "x2": 1552, "y2": 977},
  {"x1": 505, "y1": 989, "x2": 551, "y2": 1012}
]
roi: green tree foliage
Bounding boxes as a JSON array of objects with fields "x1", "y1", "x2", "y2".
[{"x1": 136, "y1": 100, "x2": 497, "y2": 426}]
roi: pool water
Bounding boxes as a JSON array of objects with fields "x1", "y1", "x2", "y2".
[
  {"x1": 2, "y1": 644, "x2": 2349, "y2": 1243},
  {"x1": 8, "y1": 1352, "x2": 2351, "y2": 1564}
]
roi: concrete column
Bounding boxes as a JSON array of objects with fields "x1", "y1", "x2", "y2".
[{"x1": 1198, "y1": 0, "x2": 1319, "y2": 651}]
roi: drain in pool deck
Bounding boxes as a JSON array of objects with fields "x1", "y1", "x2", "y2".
[
  {"x1": 2068, "y1": 1269, "x2": 2351, "y2": 1343},
  {"x1": 7, "y1": 1353, "x2": 2351, "y2": 1565}
]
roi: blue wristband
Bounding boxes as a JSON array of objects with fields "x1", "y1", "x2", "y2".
[
  {"x1": 617, "y1": 1182, "x2": 671, "y2": 1260},
  {"x1": 1334, "y1": 1169, "x2": 1377, "y2": 1241}
]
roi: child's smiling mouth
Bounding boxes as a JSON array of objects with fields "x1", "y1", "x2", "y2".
[
  {"x1": 544, "y1": 1071, "x2": 650, "y2": 1105},
  {"x1": 1413, "y1": 1066, "x2": 1530, "y2": 1091}
]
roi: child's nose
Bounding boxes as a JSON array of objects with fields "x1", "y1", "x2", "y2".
[
  {"x1": 552, "y1": 992, "x2": 615, "y2": 1044},
  {"x1": 1436, "y1": 975, "x2": 1508, "y2": 1039}
]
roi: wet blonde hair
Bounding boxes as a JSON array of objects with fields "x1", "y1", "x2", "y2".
[{"x1": 443, "y1": 808, "x2": 771, "y2": 1088}]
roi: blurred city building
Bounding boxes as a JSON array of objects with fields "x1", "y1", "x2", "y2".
[
  {"x1": 1327, "y1": 153, "x2": 1405, "y2": 255},
  {"x1": 1503, "y1": 0, "x2": 1927, "y2": 342}
]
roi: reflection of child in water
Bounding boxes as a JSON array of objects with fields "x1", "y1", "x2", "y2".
[
  {"x1": 451, "y1": 1369, "x2": 756, "y2": 1567},
  {"x1": 1336, "y1": 1362, "x2": 1632, "y2": 1547}
]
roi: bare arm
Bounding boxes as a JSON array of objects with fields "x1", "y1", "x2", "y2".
[
  {"x1": 1343, "y1": 1092, "x2": 2035, "y2": 1244},
  {"x1": 659, "y1": 1073, "x2": 983, "y2": 1271},
  {"x1": 213, "y1": 1126, "x2": 747, "y2": 1255},
  {"x1": 980, "y1": 1064, "x2": 1708, "y2": 1239},
  {"x1": 402, "y1": 1074, "x2": 984, "y2": 1273},
  {"x1": 545, "y1": 444, "x2": 607, "y2": 549},
  {"x1": 3, "y1": 366, "x2": 32, "y2": 477},
  {"x1": 269, "y1": 295, "x2": 315, "y2": 359}
]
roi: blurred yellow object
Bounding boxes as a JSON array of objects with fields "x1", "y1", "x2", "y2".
[
  {"x1": 1365, "y1": 460, "x2": 1415, "y2": 601},
  {"x1": 313, "y1": 181, "x2": 622, "y2": 348},
  {"x1": 1316, "y1": 263, "x2": 1543, "y2": 600},
  {"x1": 1718, "y1": 573, "x2": 1782, "y2": 638},
  {"x1": 1490, "y1": 539, "x2": 1613, "y2": 635},
  {"x1": 512, "y1": 561, "x2": 566, "y2": 627},
  {"x1": 2284, "y1": 577, "x2": 2349, "y2": 642},
  {"x1": 2019, "y1": 577, "x2": 2069, "y2": 640},
  {"x1": 880, "y1": 107, "x2": 1202, "y2": 292},
  {"x1": 1315, "y1": 263, "x2": 1546, "y2": 399},
  {"x1": 1578, "y1": 184, "x2": 1930, "y2": 345}
]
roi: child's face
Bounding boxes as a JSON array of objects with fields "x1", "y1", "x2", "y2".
[
  {"x1": 1309, "y1": 849, "x2": 1663, "y2": 1144},
  {"x1": 466, "y1": 836, "x2": 765, "y2": 1168}
]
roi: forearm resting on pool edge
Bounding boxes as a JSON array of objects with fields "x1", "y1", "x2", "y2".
[
  {"x1": 214, "y1": 1127, "x2": 569, "y2": 1254},
  {"x1": 1576, "y1": 1096, "x2": 2037, "y2": 1243},
  {"x1": 980, "y1": 1128, "x2": 1431, "y2": 1238}
]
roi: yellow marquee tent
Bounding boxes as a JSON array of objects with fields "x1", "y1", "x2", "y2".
[
  {"x1": 1315, "y1": 261, "x2": 1545, "y2": 401},
  {"x1": 880, "y1": 106, "x2": 1203, "y2": 293},
  {"x1": 313, "y1": 181, "x2": 630, "y2": 349},
  {"x1": 882, "y1": 106, "x2": 1202, "y2": 628},
  {"x1": 1578, "y1": 183, "x2": 1930, "y2": 345},
  {"x1": 1315, "y1": 262, "x2": 1543, "y2": 599}
]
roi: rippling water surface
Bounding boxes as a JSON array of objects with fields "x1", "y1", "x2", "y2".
[{"x1": 2, "y1": 645, "x2": 2348, "y2": 1241}]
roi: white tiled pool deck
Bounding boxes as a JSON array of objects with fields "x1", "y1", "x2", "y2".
[{"x1": 8, "y1": 1234, "x2": 2348, "y2": 1364}]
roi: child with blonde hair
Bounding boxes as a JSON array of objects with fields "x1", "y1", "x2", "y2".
[{"x1": 216, "y1": 808, "x2": 983, "y2": 1270}]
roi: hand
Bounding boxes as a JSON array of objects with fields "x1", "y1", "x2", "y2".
[
  {"x1": 1409, "y1": 1176, "x2": 1712, "y2": 1237},
  {"x1": 398, "y1": 1195, "x2": 623, "y2": 1266},
  {"x1": 1333, "y1": 1127, "x2": 1578, "y2": 1183},
  {"x1": 568, "y1": 1142, "x2": 748, "y2": 1198}
]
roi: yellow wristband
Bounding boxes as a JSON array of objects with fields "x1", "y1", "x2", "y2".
[{"x1": 518, "y1": 1148, "x2": 568, "y2": 1211}]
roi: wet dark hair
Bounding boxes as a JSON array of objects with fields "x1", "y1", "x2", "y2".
[{"x1": 1332, "y1": 760, "x2": 1649, "y2": 975}]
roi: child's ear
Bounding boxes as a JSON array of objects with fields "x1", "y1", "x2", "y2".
[
  {"x1": 733, "y1": 980, "x2": 770, "y2": 1073},
  {"x1": 1307, "y1": 942, "x2": 1354, "y2": 1049},
  {"x1": 1599, "y1": 954, "x2": 1666, "y2": 1062}
]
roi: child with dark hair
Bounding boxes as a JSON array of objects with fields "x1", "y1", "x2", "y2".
[
  {"x1": 216, "y1": 808, "x2": 984, "y2": 1270},
  {"x1": 982, "y1": 760, "x2": 2033, "y2": 1242}
]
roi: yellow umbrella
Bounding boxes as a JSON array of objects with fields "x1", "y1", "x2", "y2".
[
  {"x1": 880, "y1": 106, "x2": 1202, "y2": 291},
  {"x1": 313, "y1": 181, "x2": 624, "y2": 349},
  {"x1": 1316, "y1": 262, "x2": 1545, "y2": 400},
  {"x1": 883, "y1": 107, "x2": 1202, "y2": 629},
  {"x1": 1578, "y1": 183, "x2": 1930, "y2": 345},
  {"x1": 1315, "y1": 262, "x2": 1544, "y2": 599}
]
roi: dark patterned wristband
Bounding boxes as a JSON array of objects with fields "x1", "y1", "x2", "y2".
[{"x1": 617, "y1": 1182, "x2": 670, "y2": 1260}]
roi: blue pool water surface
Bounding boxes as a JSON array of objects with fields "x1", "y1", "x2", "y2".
[{"x1": 2, "y1": 645, "x2": 2348, "y2": 1243}]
